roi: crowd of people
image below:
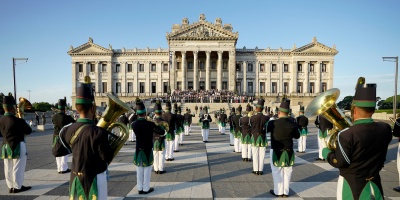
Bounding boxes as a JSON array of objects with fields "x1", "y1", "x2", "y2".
[{"x1": 158, "y1": 89, "x2": 255, "y2": 103}]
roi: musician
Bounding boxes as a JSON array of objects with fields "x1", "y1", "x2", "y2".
[
  {"x1": 296, "y1": 106, "x2": 308, "y2": 153},
  {"x1": 128, "y1": 110, "x2": 137, "y2": 142},
  {"x1": 52, "y1": 99, "x2": 75, "y2": 174},
  {"x1": 232, "y1": 106, "x2": 242, "y2": 153},
  {"x1": 393, "y1": 113, "x2": 400, "y2": 192},
  {"x1": 240, "y1": 104, "x2": 252, "y2": 162},
  {"x1": 173, "y1": 103, "x2": 181, "y2": 152},
  {"x1": 267, "y1": 99, "x2": 299, "y2": 197},
  {"x1": 315, "y1": 114, "x2": 333, "y2": 161},
  {"x1": 183, "y1": 108, "x2": 193, "y2": 136},
  {"x1": 0, "y1": 95, "x2": 32, "y2": 193},
  {"x1": 132, "y1": 99, "x2": 155, "y2": 194},
  {"x1": 323, "y1": 83, "x2": 392, "y2": 199},
  {"x1": 162, "y1": 101, "x2": 176, "y2": 161},
  {"x1": 219, "y1": 108, "x2": 228, "y2": 135},
  {"x1": 59, "y1": 82, "x2": 113, "y2": 199},
  {"x1": 228, "y1": 107, "x2": 235, "y2": 146},
  {"x1": 176, "y1": 107, "x2": 184, "y2": 147},
  {"x1": 195, "y1": 104, "x2": 198, "y2": 114},
  {"x1": 216, "y1": 109, "x2": 221, "y2": 133},
  {"x1": 199, "y1": 108, "x2": 212, "y2": 142}
]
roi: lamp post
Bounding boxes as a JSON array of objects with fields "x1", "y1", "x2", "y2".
[
  {"x1": 382, "y1": 56, "x2": 398, "y2": 119},
  {"x1": 27, "y1": 90, "x2": 31, "y2": 101},
  {"x1": 13, "y1": 57, "x2": 28, "y2": 101}
]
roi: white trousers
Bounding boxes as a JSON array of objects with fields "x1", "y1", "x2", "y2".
[
  {"x1": 96, "y1": 171, "x2": 108, "y2": 200},
  {"x1": 180, "y1": 133, "x2": 184, "y2": 144},
  {"x1": 397, "y1": 143, "x2": 400, "y2": 185},
  {"x1": 129, "y1": 130, "x2": 136, "y2": 141},
  {"x1": 234, "y1": 138, "x2": 242, "y2": 152},
  {"x1": 174, "y1": 135, "x2": 180, "y2": 150},
  {"x1": 4, "y1": 142, "x2": 27, "y2": 189},
  {"x1": 298, "y1": 136, "x2": 307, "y2": 152},
  {"x1": 317, "y1": 135, "x2": 327, "y2": 159},
  {"x1": 184, "y1": 125, "x2": 190, "y2": 135},
  {"x1": 221, "y1": 126, "x2": 226, "y2": 134},
  {"x1": 229, "y1": 132, "x2": 234, "y2": 145},
  {"x1": 202, "y1": 129, "x2": 209, "y2": 141},
  {"x1": 153, "y1": 150, "x2": 165, "y2": 171},
  {"x1": 252, "y1": 146, "x2": 265, "y2": 171},
  {"x1": 56, "y1": 155, "x2": 69, "y2": 172},
  {"x1": 242, "y1": 143, "x2": 252, "y2": 159},
  {"x1": 136, "y1": 166, "x2": 152, "y2": 192},
  {"x1": 218, "y1": 124, "x2": 221, "y2": 132},
  {"x1": 165, "y1": 140, "x2": 174, "y2": 159},
  {"x1": 270, "y1": 149, "x2": 292, "y2": 196}
]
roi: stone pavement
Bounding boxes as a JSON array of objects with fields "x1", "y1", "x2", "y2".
[{"x1": 0, "y1": 124, "x2": 399, "y2": 200}]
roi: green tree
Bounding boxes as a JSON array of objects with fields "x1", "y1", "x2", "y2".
[
  {"x1": 337, "y1": 96, "x2": 353, "y2": 110},
  {"x1": 32, "y1": 102, "x2": 53, "y2": 112}
]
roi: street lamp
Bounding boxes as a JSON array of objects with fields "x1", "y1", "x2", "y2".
[
  {"x1": 27, "y1": 90, "x2": 31, "y2": 101},
  {"x1": 382, "y1": 56, "x2": 398, "y2": 119},
  {"x1": 13, "y1": 57, "x2": 28, "y2": 101}
]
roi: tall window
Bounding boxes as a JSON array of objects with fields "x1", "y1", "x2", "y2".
[
  {"x1": 163, "y1": 82, "x2": 168, "y2": 93},
  {"x1": 102, "y1": 82, "x2": 107, "y2": 93},
  {"x1": 283, "y1": 82, "x2": 289, "y2": 93},
  {"x1": 199, "y1": 61, "x2": 205, "y2": 70},
  {"x1": 151, "y1": 82, "x2": 156, "y2": 93},
  {"x1": 248, "y1": 82, "x2": 253, "y2": 94},
  {"x1": 259, "y1": 63, "x2": 265, "y2": 72},
  {"x1": 309, "y1": 82, "x2": 315, "y2": 93},
  {"x1": 176, "y1": 62, "x2": 181, "y2": 70},
  {"x1": 272, "y1": 64, "x2": 277, "y2": 72},
  {"x1": 222, "y1": 82, "x2": 227, "y2": 90},
  {"x1": 188, "y1": 62, "x2": 193, "y2": 70},
  {"x1": 211, "y1": 62, "x2": 216, "y2": 70},
  {"x1": 115, "y1": 64, "x2": 120, "y2": 73},
  {"x1": 298, "y1": 64, "x2": 302, "y2": 72},
  {"x1": 188, "y1": 81, "x2": 193, "y2": 89},
  {"x1": 272, "y1": 82, "x2": 277, "y2": 93},
  {"x1": 127, "y1": 64, "x2": 132, "y2": 72},
  {"x1": 139, "y1": 64, "x2": 144, "y2": 72},
  {"x1": 127, "y1": 82, "x2": 133, "y2": 93},
  {"x1": 139, "y1": 82, "x2": 145, "y2": 93},
  {"x1": 177, "y1": 81, "x2": 182, "y2": 90},
  {"x1": 260, "y1": 82, "x2": 265, "y2": 93},
  {"x1": 115, "y1": 82, "x2": 121, "y2": 93},
  {"x1": 211, "y1": 81, "x2": 216, "y2": 89},
  {"x1": 297, "y1": 82, "x2": 303, "y2": 93},
  {"x1": 322, "y1": 63, "x2": 327, "y2": 72},
  {"x1": 322, "y1": 82, "x2": 327, "y2": 92},
  {"x1": 101, "y1": 64, "x2": 107, "y2": 72},
  {"x1": 247, "y1": 63, "x2": 253, "y2": 72},
  {"x1": 283, "y1": 64, "x2": 289, "y2": 72},
  {"x1": 223, "y1": 61, "x2": 228, "y2": 70},
  {"x1": 163, "y1": 63, "x2": 168, "y2": 71},
  {"x1": 151, "y1": 64, "x2": 156, "y2": 72},
  {"x1": 310, "y1": 64, "x2": 314, "y2": 73},
  {"x1": 236, "y1": 63, "x2": 241, "y2": 72},
  {"x1": 90, "y1": 63, "x2": 95, "y2": 72},
  {"x1": 78, "y1": 63, "x2": 83, "y2": 72}
]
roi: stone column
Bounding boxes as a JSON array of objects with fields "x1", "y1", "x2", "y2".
[
  {"x1": 255, "y1": 62, "x2": 259, "y2": 95},
  {"x1": 96, "y1": 61, "x2": 102, "y2": 95},
  {"x1": 133, "y1": 62, "x2": 138, "y2": 94},
  {"x1": 158, "y1": 62, "x2": 162, "y2": 94},
  {"x1": 217, "y1": 51, "x2": 223, "y2": 90},
  {"x1": 205, "y1": 51, "x2": 211, "y2": 90},
  {"x1": 291, "y1": 61, "x2": 297, "y2": 93},
  {"x1": 279, "y1": 61, "x2": 283, "y2": 93},
  {"x1": 329, "y1": 61, "x2": 334, "y2": 89},
  {"x1": 121, "y1": 62, "x2": 126, "y2": 95},
  {"x1": 146, "y1": 62, "x2": 150, "y2": 94},
  {"x1": 316, "y1": 61, "x2": 321, "y2": 93},
  {"x1": 181, "y1": 51, "x2": 186, "y2": 91},
  {"x1": 84, "y1": 62, "x2": 88, "y2": 77},
  {"x1": 193, "y1": 51, "x2": 198, "y2": 90},
  {"x1": 170, "y1": 54, "x2": 176, "y2": 91},
  {"x1": 228, "y1": 51, "x2": 236, "y2": 91},
  {"x1": 267, "y1": 62, "x2": 271, "y2": 93},
  {"x1": 304, "y1": 62, "x2": 309, "y2": 94},
  {"x1": 107, "y1": 61, "x2": 113, "y2": 93},
  {"x1": 72, "y1": 62, "x2": 77, "y2": 96},
  {"x1": 243, "y1": 61, "x2": 247, "y2": 93}
]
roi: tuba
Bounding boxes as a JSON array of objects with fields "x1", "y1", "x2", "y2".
[
  {"x1": 16, "y1": 97, "x2": 32, "y2": 119},
  {"x1": 97, "y1": 93, "x2": 133, "y2": 164},
  {"x1": 305, "y1": 88, "x2": 353, "y2": 150}
]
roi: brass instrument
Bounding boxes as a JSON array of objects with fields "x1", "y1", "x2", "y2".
[
  {"x1": 305, "y1": 88, "x2": 353, "y2": 150},
  {"x1": 16, "y1": 97, "x2": 32, "y2": 119},
  {"x1": 390, "y1": 117, "x2": 396, "y2": 123},
  {"x1": 51, "y1": 107, "x2": 61, "y2": 113},
  {"x1": 97, "y1": 93, "x2": 133, "y2": 163}
]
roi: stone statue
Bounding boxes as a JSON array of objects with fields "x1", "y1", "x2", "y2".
[
  {"x1": 109, "y1": 44, "x2": 112, "y2": 50},
  {"x1": 88, "y1": 37, "x2": 93, "y2": 43},
  {"x1": 199, "y1": 14, "x2": 206, "y2": 21}
]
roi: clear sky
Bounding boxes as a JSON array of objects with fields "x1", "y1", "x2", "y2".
[{"x1": 1, "y1": 0, "x2": 399, "y2": 104}]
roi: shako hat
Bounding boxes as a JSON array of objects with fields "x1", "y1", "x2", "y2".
[
  {"x1": 256, "y1": 99, "x2": 265, "y2": 108},
  {"x1": 154, "y1": 100, "x2": 162, "y2": 114},
  {"x1": 165, "y1": 101, "x2": 172, "y2": 110},
  {"x1": 279, "y1": 99, "x2": 291, "y2": 113},
  {"x1": 173, "y1": 102, "x2": 178, "y2": 111},
  {"x1": 231, "y1": 107, "x2": 235, "y2": 113},
  {"x1": 352, "y1": 83, "x2": 377, "y2": 108},
  {"x1": 135, "y1": 98, "x2": 146, "y2": 115},
  {"x1": 237, "y1": 105, "x2": 242, "y2": 113},
  {"x1": 3, "y1": 95, "x2": 15, "y2": 107},
  {"x1": 58, "y1": 99, "x2": 67, "y2": 109},
  {"x1": 76, "y1": 77, "x2": 95, "y2": 105},
  {"x1": 299, "y1": 106, "x2": 305, "y2": 112},
  {"x1": 246, "y1": 103, "x2": 251, "y2": 111}
]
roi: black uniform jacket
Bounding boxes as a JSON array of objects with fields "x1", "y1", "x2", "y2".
[
  {"x1": 239, "y1": 115, "x2": 251, "y2": 137},
  {"x1": 60, "y1": 119, "x2": 113, "y2": 197},
  {"x1": 228, "y1": 113, "x2": 235, "y2": 127},
  {"x1": 219, "y1": 113, "x2": 227, "y2": 124},
  {"x1": 132, "y1": 117, "x2": 156, "y2": 159},
  {"x1": 52, "y1": 112, "x2": 75, "y2": 138},
  {"x1": 163, "y1": 111, "x2": 176, "y2": 134},
  {"x1": 393, "y1": 118, "x2": 400, "y2": 142},
  {"x1": 232, "y1": 114, "x2": 242, "y2": 133},
  {"x1": 296, "y1": 115, "x2": 309, "y2": 129},
  {"x1": 0, "y1": 113, "x2": 32, "y2": 151},
  {"x1": 326, "y1": 119, "x2": 392, "y2": 200},
  {"x1": 315, "y1": 115, "x2": 333, "y2": 133},
  {"x1": 250, "y1": 113, "x2": 270, "y2": 142},
  {"x1": 267, "y1": 116, "x2": 300, "y2": 158},
  {"x1": 183, "y1": 113, "x2": 192, "y2": 124}
]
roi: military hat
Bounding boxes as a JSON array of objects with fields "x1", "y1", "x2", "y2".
[
  {"x1": 177, "y1": 106, "x2": 181, "y2": 114},
  {"x1": 58, "y1": 99, "x2": 67, "y2": 109},
  {"x1": 186, "y1": 108, "x2": 190, "y2": 113},
  {"x1": 204, "y1": 108, "x2": 208, "y2": 114},
  {"x1": 165, "y1": 101, "x2": 172, "y2": 110},
  {"x1": 267, "y1": 107, "x2": 271, "y2": 113},
  {"x1": 135, "y1": 98, "x2": 146, "y2": 115},
  {"x1": 2, "y1": 95, "x2": 15, "y2": 107},
  {"x1": 352, "y1": 83, "x2": 377, "y2": 108},
  {"x1": 76, "y1": 81, "x2": 94, "y2": 105},
  {"x1": 154, "y1": 100, "x2": 162, "y2": 114},
  {"x1": 246, "y1": 103, "x2": 251, "y2": 111},
  {"x1": 173, "y1": 102, "x2": 178, "y2": 111},
  {"x1": 255, "y1": 99, "x2": 265, "y2": 108},
  {"x1": 231, "y1": 107, "x2": 235, "y2": 113},
  {"x1": 299, "y1": 106, "x2": 305, "y2": 112},
  {"x1": 237, "y1": 105, "x2": 242, "y2": 113},
  {"x1": 279, "y1": 99, "x2": 290, "y2": 113}
]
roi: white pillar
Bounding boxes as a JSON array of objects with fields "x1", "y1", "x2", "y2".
[
  {"x1": 243, "y1": 61, "x2": 247, "y2": 93},
  {"x1": 96, "y1": 61, "x2": 101, "y2": 95},
  {"x1": 329, "y1": 60, "x2": 334, "y2": 89},
  {"x1": 193, "y1": 51, "x2": 198, "y2": 90},
  {"x1": 72, "y1": 62, "x2": 77, "y2": 96},
  {"x1": 291, "y1": 61, "x2": 297, "y2": 93},
  {"x1": 121, "y1": 62, "x2": 126, "y2": 95},
  {"x1": 316, "y1": 61, "x2": 321, "y2": 93},
  {"x1": 182, "y1": 51, "x2": 186, "y2": 91},
  {"x1": 107, "y1": 61, "x2": 112, "y2": 93},
  {"x1": 134, "y1": 62, "x2": 138, "y2": 94},
  {"x1": 256, "y1": 62, "x2": 259, "y2": 95},
  {"x1": 171, "y1": 53, "x2": 176, "y2": 91},
  {"x1": 304, "y1": 62, "x2": 309, "y2": 94},
  {"x1": 267, "y1": 62, "x2": 271, "y2": 93},
  {"x1": 146, "y1": 62, "x2": 150, "y2": 94},
  {"x1": 158, "y1": 62, "x2": 162, "y2": 94},
  {"x1": 217, "y1": 51, "x2": 223, "y2": 90},
  {"x1": 206, "y1": 51, "x2": 211, "y2": 90},
  {"x1": 228, "y1": 51, "x2": 236, "y2": 91}
]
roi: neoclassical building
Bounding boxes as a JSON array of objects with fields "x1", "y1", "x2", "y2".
[{"x1": 68, "y1": 14, "x2": 338, "y2": 107}]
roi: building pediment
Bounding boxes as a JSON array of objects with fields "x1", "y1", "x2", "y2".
[
  {"x1": 293, "y1": 37, "x2": 338, "y2": 55},
  {"x1": 166, "y1": 14, "x2": 238, "y2": 41},
  {"x1": 68, "y1": 37, "x2": 113, "y2": 56}
]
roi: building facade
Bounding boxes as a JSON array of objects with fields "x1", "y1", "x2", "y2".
[{"x1": 68, "y1": 14, "x2": 338, "y2": 107}]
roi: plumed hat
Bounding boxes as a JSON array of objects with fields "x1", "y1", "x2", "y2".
[
  {"x1": 300, "y1": 106, "x2": 305, "y2": 112},
  {"x1": 154, "y1": 100, "x2": 162, "y2": 114},
  {"x1": 352, "y1": 83, "x2": 377, "y2": 108},
  {"x1": 135, "y1": 98, "x2": 146, "y2": 115},
  {"x1": 58, "y1": 99, "x2": 67, "y2": 109},
  {"x1": 76, "y1": 78, "x2": 94, "y2": 105},
  {"x1": 279, "y1": 99, "x2": 290, "y2": 113}
]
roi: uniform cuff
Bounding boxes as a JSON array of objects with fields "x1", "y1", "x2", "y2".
[{"x1": 322, "y1": 147, "x2": 332, "y2": 160}]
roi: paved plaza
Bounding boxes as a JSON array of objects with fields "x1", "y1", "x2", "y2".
[{"x1": 0, "y1": 123, "x2": 399, "y2": 199}]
